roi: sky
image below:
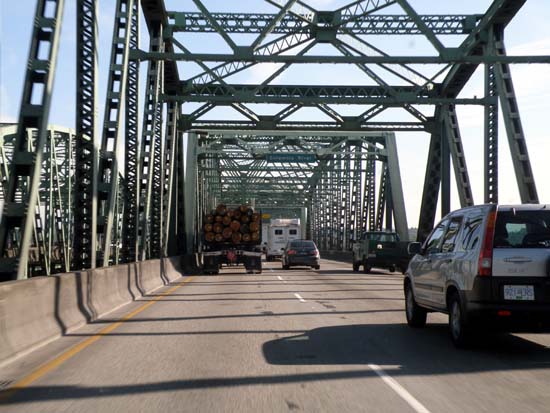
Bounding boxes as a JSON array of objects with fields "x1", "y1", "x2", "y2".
[{"x1": 1, "y1": 0, "x2": 549, "y2": 229}]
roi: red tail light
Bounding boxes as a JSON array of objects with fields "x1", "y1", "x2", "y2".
[
  {"x1": 287, "y1": 250, "x2": 297, "y2": 255},
  {"x1": 310, "y1": 249, "x2": 319, "y2": 256},
  {"x1": 478, "y1": 210, "x2": 497, "y2": 277}
]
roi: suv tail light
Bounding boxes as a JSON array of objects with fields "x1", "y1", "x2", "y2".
[
  {"x1": 310, "y1": 249, "x2": 319, "y2": 256},
  {"x1": 478, "y1": 209, "x2": 497, "y2": 277},
  {"x1": 287, "y1": 249, "x2": 297, "y2": 255}
]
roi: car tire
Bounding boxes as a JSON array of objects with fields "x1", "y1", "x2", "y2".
[
  {"x1": 363, "y1": 258, "x2": 371, "y2": 274},
  {"x1": 315, "y1": 265, "x2": 320, "y2": 270},
  {"x1": 448, "y1": 292, "x2": 471, "y2": 348},
  {"x1": 389, "y1": 265, "x2": 396, "y2": 273},
  {"x1": 405, "y1": 283, "x2": 427, "y2": 328},
  {"x1": 283, "y1": 264, "x2": 290, "y2": 270}
]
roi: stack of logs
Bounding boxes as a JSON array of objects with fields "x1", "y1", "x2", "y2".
[{"x1": 203, "y1": 204, "x2": 261, "y2": 244}]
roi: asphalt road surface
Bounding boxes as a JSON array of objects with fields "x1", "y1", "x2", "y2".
[{"x1": 2, "y1": 258, "x2": 550, "y2": 412}]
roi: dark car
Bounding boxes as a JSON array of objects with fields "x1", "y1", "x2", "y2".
[{"x1": 281, "y1": 240, "x2": 320, "y2": 270}]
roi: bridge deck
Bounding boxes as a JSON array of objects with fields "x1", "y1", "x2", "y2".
[{"x1": 2, "y1": 259, "x2": 550, "y2": 412}]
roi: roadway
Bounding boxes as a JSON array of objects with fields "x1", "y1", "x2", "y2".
[{"x1": 1, "y1": 258, "x2": 550, "y2": 412}]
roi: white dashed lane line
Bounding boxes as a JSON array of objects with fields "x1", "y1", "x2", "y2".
[
  {"x1": 367, "y1": 364, "x2": 431, "y2": 413},
  {"x1": 294, "y1": 293, "x2": 306, "y2": 302}
]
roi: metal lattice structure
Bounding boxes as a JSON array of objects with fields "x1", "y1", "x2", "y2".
[{"x1": 0, "y1": 0, "x2": 547, "y2": 280}]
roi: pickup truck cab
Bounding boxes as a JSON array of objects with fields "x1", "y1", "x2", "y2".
[{"x1": 352, "y1": 231, "x2": 409, "y2": 273}]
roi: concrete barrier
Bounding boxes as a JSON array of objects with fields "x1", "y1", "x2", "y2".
[{"x1": 0, "y1": 256, "x2": 184, "y2": 366}]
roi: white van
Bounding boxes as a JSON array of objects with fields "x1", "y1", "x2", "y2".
[{"x1": 266, "y1": 219, "x2": 301, "y2": 261}]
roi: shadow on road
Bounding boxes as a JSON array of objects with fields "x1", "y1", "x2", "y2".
[
  {"x1": 5, "y1": 324, "x2": 549, "y2": 406},
  {"x1": 262, "y1": 323, "x2": 550, "y2": 371}
]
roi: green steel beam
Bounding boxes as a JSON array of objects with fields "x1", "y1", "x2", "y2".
[
  {"x1": 171, "y1": 84, "x2": 492, "y2": 105},
  {"x1": 121, "y1": 0, "x2": 140, "y2": 263},
  {"x1": 0, "y1": 0, "x2": 65, "y2": 280},
  {"x1": 167, "y1": 12, "x2": 481, "y2": 35},
  {"x1": 136, "y1": 50, "x2": 550, "y2": 65},
  {"x1": 96, "y1": 0, "x2": 135, "y2": 268},
  {"x1": 74, "y1": 0, "x2": 98, "y2": 270}
]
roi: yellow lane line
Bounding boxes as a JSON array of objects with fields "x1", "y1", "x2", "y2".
[{"x1": 0, "y1": 276, "x2": 195, "y2": 402}]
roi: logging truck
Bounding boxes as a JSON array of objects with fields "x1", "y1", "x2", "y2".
[{"x1": 200, "y1": 204, "x2": 263, "y2": 275}]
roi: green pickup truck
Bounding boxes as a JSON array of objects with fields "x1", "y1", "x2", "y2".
[{"x1": 351, "y1": 231, "x2": 411, "y2": 274}]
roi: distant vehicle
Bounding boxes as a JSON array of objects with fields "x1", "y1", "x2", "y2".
[
  {"x1": 404, "y1": 204, "x2": 550, "y2": 347},
  {"x1": 351, "y1": 231, "x2": 411, "y2": 273},
  {"x1": 281, "y1": 239, "x2": 320, "y2": 270},
  {"x1": 266, "y1": 218, "x2": 301, "y2": 261},
  {"x1": 200, "y1": 204, "x2": 263, "y2": 275}
]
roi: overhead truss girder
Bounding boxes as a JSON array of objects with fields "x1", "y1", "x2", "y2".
[{"x1": 167, "y1": 12, "x2": 481, "y2": 35}]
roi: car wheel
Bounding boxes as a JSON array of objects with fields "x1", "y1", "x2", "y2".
[
  {"x1": 448, "y1": 292, "x2": 471, "y2": 348},
  {"x1": 389, "y1": 265, "x2": 396, "y2": 273},
  {"x1": 363, "y1": 258, "x2": 371, "y2": 274},
  {"x1": 315, "y1": 265, "x2": 320, "y2": 270},
  {"x1": 405, "y1": 283, "x2": 427, "y2": 327},
  {"x1": 283, "y1": 264, "x2": 289, "y2": 270}
]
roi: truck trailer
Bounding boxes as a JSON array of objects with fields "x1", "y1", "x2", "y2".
[
  {"x1": 200, "y1": 204, "x2": 263, "y2": 274},
  {"x1": 266, "y1": 218, "x2": 301, "y2": 261}
]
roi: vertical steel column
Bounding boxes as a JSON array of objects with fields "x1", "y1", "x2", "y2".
[
  {"x1": 328, "y1": 165, "x2": 335, "y2": 250},
  {"x1": 323, "y1": 173, "x2": 329, "y2": 250},
  {"x1": 121, "y1": 0, "x2": 140, "y2": 263},
  {"x1": 417, "y1": 114, "x2": 442, "y2": 243},
  {"x1": 385, "y1": 178, "x2": 393, "y2": 231},
  {"x1": 49, "y1": 130, "x2": 69, "y2": 272},
  {"x1": 113, "y1": 173, "x2": 125, "y2": 264},
  {"x1": 347, "y1": 149, "x2": 353, "y2": 249},
  {"x1": 375, "y1": 164, "x2": 387, "y2": 231},
  {"x1": 173, "y1": 130, "x2": 187, "y2": 254},
  {"x1": 96, "y1": 0, "x2": 135, "y2": 267},
  {"x1": 367, "y1": 158, "x2": 376, "y2": 231},
  {"x1": 440, "y1": 117, "x2": 451, "y2": 217},
  {"x1": 350, "y1": 144, "x2": 360, "y2": 243},
  {"x1": 443, "y1": 105, "x2": 474, "y2": 208},
  {"x1": 493, "y1": 30, "x2": 539, "y2": 204},
  {"x1": 484, "y1": 62, "x2": 499, "y2": 204},
  {"x1": 0, "y1": 0, "x2": 65, "y2": 280},
  {"x1": 162, "y1": 103, "x2": 179, "y2": 256},
  {"x1": 74, "y1": 0, "x2": 98, "y2": 270},
  {"x1": 138, "y1": 23, "x2": 164, "y2": 260},
  {"x1": 360, "y1": 157, "x2": 368, "y2": 233},
  {"x1": 184, "y1": 132, "x2": 198, "y2": 255},
  {"x1": 385, "y1": 133, "x2": 409, "y2": 241},
  {"x1": 342, "y1": 151, "x2": 351, "y2": 250},
  {"x1": 150, "y1": 77, "x2": 164, "y2": 259}
]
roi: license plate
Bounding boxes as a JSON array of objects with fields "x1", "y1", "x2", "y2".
[
  {"x1": 503, "y1": 285, "x2": 535, "y2": 301},
  {"x1": 368, "y1": 253, "x2": 376, "y2": 258}
]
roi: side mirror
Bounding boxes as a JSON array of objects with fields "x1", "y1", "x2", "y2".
[{"x1": 407, "y1": 242, "x2": 422, "y2": 255}]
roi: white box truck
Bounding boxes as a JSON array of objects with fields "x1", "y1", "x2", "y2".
[{"x1": 266, "y1": 218, "x2": 301, "y2": 261}]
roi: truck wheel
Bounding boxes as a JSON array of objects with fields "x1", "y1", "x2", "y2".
[
  {"x1": 352, "y1": 256, "x2": 359, "y2": 272},
  {"x1": 389, "y1": 265, "x2": 396, "y2": 273},
  {"x1": 363, "y1": 259, "x2": 371, "y2": 274},
  {"x1": 448, "y1": 292, "x2": 472, "y2": 348},
  {"x1": 405, "y1": 283, "x2": 427, "y2": 327}
]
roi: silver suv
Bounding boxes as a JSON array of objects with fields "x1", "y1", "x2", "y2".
[{"x1": 404, "y1": 204, "x2": 550, "y2": 347}]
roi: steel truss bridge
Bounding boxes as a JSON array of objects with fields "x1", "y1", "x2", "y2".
[{"x1": 0, "y1": 0, "x2": 546, "y2": 281}]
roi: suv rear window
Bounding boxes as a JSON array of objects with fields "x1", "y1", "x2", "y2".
[
  {"x1": 494, "y1": 210, "x2": 550, "y2": 248},
  {"x1": 290, "y1": 241, "x2": 316, "y2": 248}
]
